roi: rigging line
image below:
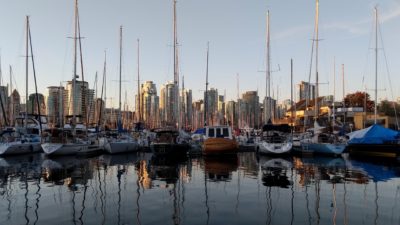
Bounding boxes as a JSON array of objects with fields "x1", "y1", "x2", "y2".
[{"x1": 378, "y1": 24, "x2": 399, "y2": 129}]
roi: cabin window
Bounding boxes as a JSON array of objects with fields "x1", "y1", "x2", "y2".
[
  {"x1": 222, "y1": 128, "x2": 229, "y2": 137},
  {"x1": 208, "y1": 128, "x2": 215, "y2": 137},
  {"x1": 216, "y1": 128, "x2": 222, "y2": 137}
]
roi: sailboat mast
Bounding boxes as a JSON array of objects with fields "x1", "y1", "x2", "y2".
[
  {"x1": 333, "y1": 57, "x2": 336, "y2": 123},
  {"x1": 173, "y1": 0, "x2": 179, "y2": 128},
  {"x1": 118, "y1": 26, "x2": 123, "y2": 129},
  {"x1": 314, "y1": 0, "x2": 319, "y2": 121},
  {"x1": 374, "y1": 7, "x2": 378, "y2": 124},
  {"x1": 266, "y1": 10, "x2": 271, "y2": 123},
  {"x1": 137, "y1": 38, "x2": 141, "y2": 123},
  {"x1": 71, "y1": 0, "x2": 79, "y2": 130},
  {"x1": 25, "y1": 16, "x2": 29, "y2": 129},
  {"x1": 204, "y1": 42, "x2": 209, "y2": 126},
  {"x1": 342, "y1": 64, "x2": 345, "y2": 124},
  {"x1": 291, "y1": 59, "x2": 294, "y2": 126}
]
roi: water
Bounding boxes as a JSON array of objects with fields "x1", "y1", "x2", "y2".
[{"x1": 0, "y1": 153, "x2": 399, "y2": 225}]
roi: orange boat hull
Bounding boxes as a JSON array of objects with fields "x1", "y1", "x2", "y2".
[{"x1": 203, "y1": 138, "x2": 238, "y2": 155}]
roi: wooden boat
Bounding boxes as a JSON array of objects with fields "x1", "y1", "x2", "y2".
[{"x1": 202, "y1": 125, "x2": 238, "y2": 155}]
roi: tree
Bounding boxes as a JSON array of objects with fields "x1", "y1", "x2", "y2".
[
  {"x1": 343, "y1": 91, "x2": 374, "y2": 112},
  {"x1": 379, "y1": 100, "x2": 400, "y2": 117}
]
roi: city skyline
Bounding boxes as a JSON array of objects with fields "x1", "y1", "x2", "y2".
[{"x1": 1, "y1": 0, "x2": 400, "y2": 109}]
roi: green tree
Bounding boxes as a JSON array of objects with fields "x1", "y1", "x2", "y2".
[{"x1": 379, "y1": 100, "x2": 400, "y2": 117}]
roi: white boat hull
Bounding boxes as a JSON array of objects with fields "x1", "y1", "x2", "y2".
[
  {"x1": 0, "y1": 141, "x2": 42, "y2": 156},
  {"x1": 257, "y1": 141, "x2": 292, "y2": 154},
  {"x1": 103, "y1": 139, "x2": 138, "y2": 154},
  {"x1": 41, "y1": 143, "x2": 89, "y2": 156}
]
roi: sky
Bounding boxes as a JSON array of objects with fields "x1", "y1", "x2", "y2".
[{"x1": 1, "y1": 0, "x2": 400, "y2": 110}]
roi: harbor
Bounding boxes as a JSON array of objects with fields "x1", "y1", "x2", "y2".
[
  {"x1": 0, "y1": 152, "x2": 399, "y2": 225},
  {"x1": 1, "y1": 0, "x2": 400, "y2": 224}
]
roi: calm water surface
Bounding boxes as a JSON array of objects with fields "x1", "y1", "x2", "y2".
[{"x1": 0, "y1": 152, "x2": 399, "y2": 225}]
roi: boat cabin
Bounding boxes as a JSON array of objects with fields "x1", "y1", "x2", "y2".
[{"x1": 205, "y1": 126, "x2": 233, "y2": 139}]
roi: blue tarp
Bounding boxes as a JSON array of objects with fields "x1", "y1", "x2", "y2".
[
  {"x1": 193, "y1": 128, "x2": 205, "y2": 135},
  {"x1": 348, "y1": 124, "x2": 400, "y2": 144}
]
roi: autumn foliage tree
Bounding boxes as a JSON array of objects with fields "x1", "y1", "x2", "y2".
[{"x1": 343, "y1": 91, "x2": 374, "y2": 112}]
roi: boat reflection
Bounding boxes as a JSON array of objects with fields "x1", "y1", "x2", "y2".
[
  {"x1": 0, "y1": 152, "x2": 399, "y2": 225},
  {"x1": 203, "y1": 155, "x2": 239, "y2": 182},
  {"x1": 41, "y1": 156, "x2": 93, "y2": 187},
  {"x1": 259, "y1": 156, "x2": 293, "y2": 188}
]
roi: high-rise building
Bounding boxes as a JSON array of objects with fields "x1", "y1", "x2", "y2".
[
  {"x1": 138, "y1": 81, "x2": 159, "y2": 128},
  {"x1": 8, "y1": 89, "x2": 20, "y2": 126},
  {"x1": 298, "y1": 81, "x2": 315, "y2": 101},
  {"x1": 180, "y1": 88, "x2": 192, "y2": 130},
  {"x1": 192, "y1": 100, "x2": 203, "y2": 130},
  {"x1": 241, "y1": 91, "x2": 260, "y2": 128},
  {"x1": 65, "y1": 80, "x2": 94, "y2": 124},
  {"x1": 264, "y1": 96, "x2": 276, "y2": 124},
  {"x1": 204, "y1": 88, "x2": 218, "y2": 126},
  {"x1": 225, "y1": 100, "x2": 236, "y2": 128},
  {"x1": 160, "y1": 81, "x2": 177, "y2": 126},
  {"x1": 27, "y1": 93, "x2": 46, "y2": 115},
  {"x1": 46, "y1": 86, "x2": 68, "y2": 127}
]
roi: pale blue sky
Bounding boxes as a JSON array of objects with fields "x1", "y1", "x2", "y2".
[{"x1": 1, "y1": 0, "x2": 400, "y2": 109}]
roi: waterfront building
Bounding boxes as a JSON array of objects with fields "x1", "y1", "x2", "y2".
[
  {"x1": 8, "y1": 89, "x2": 21, "y2": 126},
  {"x1": 217, "y1": 95, "x2": 226, "y2": 125},
  {"x1": 65, "y1": 80, "x2": 94, "y2": 124},
  {"x1": 277, "y1": 99, "x2": 293, "y2": 119},
  {"x1": 225, "y1": 100, "x2": 236, "y2": 128},
  {"x1": 204, "y1": 88, "x2": 218, "y2": 126},
  {"x1": 181, "y1": 88, "x2": 192, "y2": 130},
  {"x1": 298, "y1": 81, "x2": 315, "y2": 101},
  {"x1": 241, "y1": 91, "x2": 260, "y2": 128},
  {"x1": 192, "y1": 100, "x2": 203, "y2": 130},
  {"x1": 160, "y1": 81, "x2": 177, "y2": 127},
  {"x1": 46, "y1": 86, "x2": 68, "y2": 127},
  {"x1": 27, "y1": 93, "x2": 46, "y2": 115},
  {"x1": 138, "y1": 81, "x2": 159, "y2": 128},
  {"x1": 263, "y1": 96, "x2": 276, "y2": 124}
]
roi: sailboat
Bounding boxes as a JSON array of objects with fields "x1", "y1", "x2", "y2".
[
  {"x1": 255, "y1": 10, "x2": 292, "y2": 155},
  {"x1": 346, "y1": 7, "x2": 400, "y2": 158},
  {"x1": 0, "y1": 16, "x2": 46, "y2": 156},
  {"x1": 297, "y1": 0, "x2": 346, "y2": 156},
  {"x1": 151, "y1": 0, "x2": 190, "y2": 156},
  {"x1": 41, "y1": 0, "x2": 90, "y2": 156},
  {"x1": 103, "y1": 26, "x2": 139, "y2": 154}
]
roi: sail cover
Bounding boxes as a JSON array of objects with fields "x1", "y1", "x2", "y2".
[{"x1": 347, "y1": 124, "x2": 400, "y2": 144}]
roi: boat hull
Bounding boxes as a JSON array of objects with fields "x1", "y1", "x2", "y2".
[
  {"x1": 41, "y1": 143, "x2": 89, "y2": 156},
  {"x1": 104, "y1": 141, "x2": 138, "y2": 154},
  {"x1": 202, "y1": 138, "x2": 238, "y2": 155},
  {"x1": 298, "y1": 142, "x2": 346, "y2": 155},
  {"x1": 346, "y1": 144, "x2": 400, "y2": 157},
  {"x1": 0, "y1": 142, "x2": 42, "y2": 156},
  {"x1": 257, "y1": 141, "x2": 292, "y2": 155}
]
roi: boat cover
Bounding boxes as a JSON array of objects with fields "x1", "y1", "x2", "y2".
[{"x1": 347, "y1": 124, "x2": 400, "y2": 144}]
